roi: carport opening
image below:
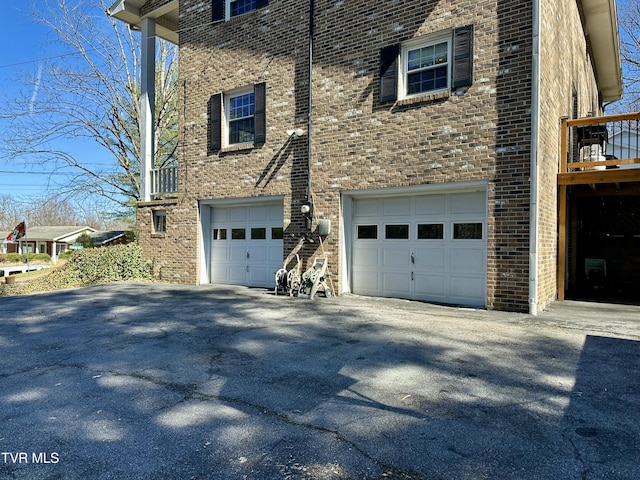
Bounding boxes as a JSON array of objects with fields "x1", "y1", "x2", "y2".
[{"x1": 565, "y1": 190, "x2": 640, "y2": 305}]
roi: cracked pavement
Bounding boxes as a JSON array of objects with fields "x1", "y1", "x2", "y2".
[{"x1": 0, "y1": 283, "x2": 639, "y2": 479}]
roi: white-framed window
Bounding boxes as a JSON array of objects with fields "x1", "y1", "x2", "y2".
[
  {"x1": 400, "y1": 33, "x2": 452, "y2": 99},
  {"x1": 209, "y1": 82, "x2": 266, "y2": 151},
  {"x1": 379, "y1": 25, "x2": 474, "y2": 103},
  {"x1": 225, "y1": 88, "x2": 255, "y2": 145}
]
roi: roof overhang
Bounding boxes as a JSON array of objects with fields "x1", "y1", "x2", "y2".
[
  {"x1": 581, "y1": 0, "x2": 623, "y2": 103},
  {"x1": 108, "y1": 0, "x2": 179, "y2": 44}
]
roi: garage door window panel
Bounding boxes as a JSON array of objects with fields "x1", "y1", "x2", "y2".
[
  {"x1": 357, "y1": 225, "x2": 378, "y2": 239},
  {"x1": 417, "y1": 223, "x2": 444, "y2": 240},
  {"x1": 453, "y1": 223, "x2": 483, "y2": 240},
  {"x1": 385, "y1": 224, "x2": 409, "y2": 239},
  {"x1": 271, "y1": 227, "x2": 283, "y2": 240},
  {"x1": 213, "y1": 228, "x2": 227, "y2": 240},
  {"x1": 232, "y1": 228, "x2": 246, "y2": 240},
  {"x1": 251, "y1": 227, "x2": 266, "y2": 240}
]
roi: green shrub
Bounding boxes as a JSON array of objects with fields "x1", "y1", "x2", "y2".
[
  {"x1": 3, "y1": 253, "x2": 22, "y2": 263},
  {"x1": 0, "y1": 253, "x2": 50, "y2": 263},
  {"x1": 25, "y1": 253, "x2": 51, "y2": 262},
  {"x1": 76, "y1": 233, "x2": 95, "y2": 249},
  {"x1": 0, "y1": 244, "x2": 154, "y2": 296}
]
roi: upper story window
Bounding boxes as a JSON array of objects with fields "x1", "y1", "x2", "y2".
[
  {"x1": 228, "y1": 90, "x2": 255, "y2": 144},
  {"x1": 212, "y1": 0, "x2": 268, "y2": 22},
  {"x1": 209, "y1": 82, "x2": 267, "y2": 151},
  {"x1": 403, "y1": 37, "x2": 451, "y2": 96},
  {"x1": 231, "y1": 0, "x2": 256, "y2": 16},
  {"x1": 380, "y1": 25, "x2": 474, "y2": 103}
]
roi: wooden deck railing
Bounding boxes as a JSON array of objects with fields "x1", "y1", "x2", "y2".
[
  {"x1": 557, "y1": 111, "x2": 640, "y2": 301},
  {"x1": 559, "y1": 112, "x2": 640, "y2": 185}
]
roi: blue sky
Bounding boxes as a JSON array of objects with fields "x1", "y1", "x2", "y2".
[
  {"x1": 0, "y1": 4, "x2": 56, "y2": 198},
  {"x1": 0, "y1": 3, "x2": 112, "y2": 201}
]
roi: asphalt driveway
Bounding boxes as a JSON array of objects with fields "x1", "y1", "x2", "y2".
[{"x1": 0, "y1": 283, "x2": 639, "y2": 479}]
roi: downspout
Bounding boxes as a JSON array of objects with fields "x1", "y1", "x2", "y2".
[
  {"x1": 529, "y1": 0, "x2": 541, "y2": 314},
  {"x1": 307, "y1": 0, "x2": 315, "y2": 210}
]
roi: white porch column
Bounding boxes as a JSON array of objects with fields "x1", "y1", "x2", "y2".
[
  {"x1": 52, "y1": 241, "x2": 58, "y2": 262},
  {"x1": 141, "y1": 17, "x2": 156, "y2": 203}
]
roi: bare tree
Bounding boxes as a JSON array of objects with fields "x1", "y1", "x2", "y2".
[
  {"x1": 618, "y1": 0, "x2": 640, "y2": 110},
  {"x1": 1, "y1": 192, "x2": 132, "y2": 236},
  {"x1": 0, "y1": 0, "x2": 178, "y2": 214},
  {"x1": 26, "y1": 196, "x2": 81, "y2": 226},
  {"x1": 0, "y1": 195, "x2": 24, "y2": 233}
]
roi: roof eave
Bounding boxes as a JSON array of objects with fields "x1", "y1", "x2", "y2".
[
  {"x1": 581, "y1": 0, "x2": 623, "y2": 103},
  {"x1": 108, "y1": 0, "x2": 179, "y2": 44}
]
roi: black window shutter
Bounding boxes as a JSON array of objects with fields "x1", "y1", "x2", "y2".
[
  {"x1": 209, "y1": 93, "x2": 222, "y2": 151},
  {"x1": 452, "y1": 25, "x2": 474, "y2": 89},
  {"x1": 254, "y1": 82, "x2": 267, "y2": 144},
  {"x1": 256, "y1": 0, "x2": 268, "y2": 8},
  {"x1": 379, "y1": 44, "x2": 399, "y2": 102},
  {"x1": 212, "y1": 0, "x2": 224, "y2": 22}
]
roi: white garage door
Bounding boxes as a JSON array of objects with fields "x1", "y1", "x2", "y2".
[
  {"x1": 210, "y1": 203, "x2": 283, "y2": 288},
  {"x1": 352, "y1": 191, "x2": 486, "y2": 307}
]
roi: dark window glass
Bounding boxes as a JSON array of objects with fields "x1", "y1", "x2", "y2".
[
  {"x1": 271, "y1": 227, "x2": 283, "y2": 240},
  {"x1": 213, "y1": 228, "x2": 227, "y2": 240},
  {"x1": 231, "y1": 228, "x2": 246, "y2": 240},
  {"x1": 251, "y1": 227, "x2": 266, "y2": 240},
  {"x1": 357, "y1": 225, "x2": 378, "y2": 239},
  {"x1": 453, "y1": 223, "x2": 483, "y2": 240},
  {"x1": 407, "y1": 41, "x2": 449, "y2": 94},
  {"x1": 231, "y1": 0, "x2": 257, "y2": 16},
  {"x1": 153, "y1": 211, "x2": 166, "y2": 233},
  {"x1": 229, "y1": 118, "x2": 254, "y2": 144},
  {"x1": 408, "y1": 67, "x2": 448, "y2": 94},
  {"x1": 417, "y1": 223, "x2": 444, "y2": 239},
  {"x1": 229, "y1": 92, "x2": 255, "y2": 144},
  {"x1": 385, "y1": 224, "x2": 409, "y2": 239}
]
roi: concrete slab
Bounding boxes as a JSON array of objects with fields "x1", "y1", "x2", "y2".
[{"x1": 0, "y1": 283, "x2": 638, "y2": 479}]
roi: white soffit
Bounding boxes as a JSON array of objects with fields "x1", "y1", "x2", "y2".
[
  {"x1": 108, "y1": 0, "x2": 179, "y2": 44},
  {"x1": 581, "y1": 0, "x2": 623, "y2": 102}
]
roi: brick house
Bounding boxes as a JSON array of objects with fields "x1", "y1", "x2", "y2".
[{"x1": 109, "y1": 0, "x2": 635, "y2": 313}]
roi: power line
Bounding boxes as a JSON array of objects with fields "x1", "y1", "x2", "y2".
[
  {"x1": 0, "y1": 50, "x2": 92, "y2": 70},
  {"x1": 0, "y1": 170, "x2": 71, "y2": 175}
]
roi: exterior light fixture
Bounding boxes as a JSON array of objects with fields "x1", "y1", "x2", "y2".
[
  {"x1": 287, "y1": 128, "x2": 306, "y2": 139},
  {"x1": 300, "y1": 200, "x2": 313, "y2": 229}
]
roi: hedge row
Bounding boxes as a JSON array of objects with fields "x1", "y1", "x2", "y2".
[
  {"x1": 0, "y1": 253, "x2": 51, "y2": 263},
  {"x1": 1, "y1": 244, "x2": 154, "y2": 296}
]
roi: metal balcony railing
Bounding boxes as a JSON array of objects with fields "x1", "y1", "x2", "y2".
[
  {"x1": 559, "y1": 112, "x2": 640, "y2": 185},
  {"x1": 150, "y1": 165, "x2": 178, "y2": 196}
]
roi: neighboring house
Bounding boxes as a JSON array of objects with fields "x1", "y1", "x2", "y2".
[
  {"x1": 110, "y1": 0, "x2": 637, "y2": 313},
  {"x1": 606, "y1": 125, "x2": 640, "y2": 168},
  {"x1": 3, "y1": 226, "x2": 96, "y2": 261},
  {"x1": 89, "y1": 230, "x2": 129, "y2": 248}
]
